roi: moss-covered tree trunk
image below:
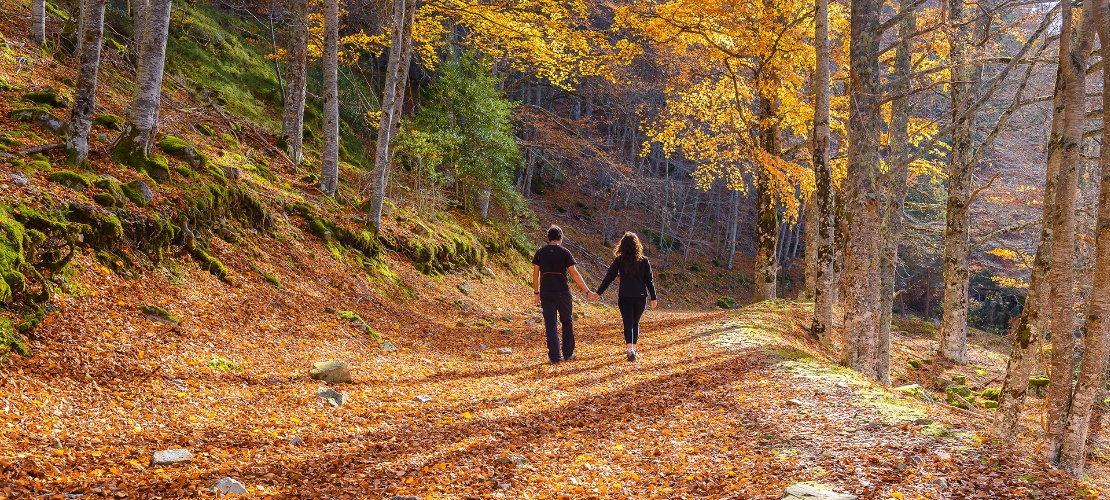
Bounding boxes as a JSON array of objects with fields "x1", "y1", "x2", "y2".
[
  {"x1": 1045, "y1": 6, "x2": 1094, "y2": 464},
  {"x1": 753, "y1": 94, "x2": 780, "y2": 302},
  {"x1": 66, "y1": 0, "x2": 106, "y2": 166},
  {"x1": 318, "y1": 0, "x2": 339, "y2": 196},
  {"x1": 937, "y1": 0, "x2": 982, "y2": 365},
  {"x1": 878, "y1": 0, "x2": 915, "y2": 376},
  {"x1": 369, "y1": 0, "x2": 416, "y2": 228},
  {"x1": 32, "y1": 0, "x2": 46, "y2": 45},
  {"x1": 991, "y1": 66, "x2": 1064, "y2": 442},
  {"x1": 1058, "y1": 0, "x2": 1110, "y2": 473},
  {"x1": 113, "y1": 0, "x2": 171, "y2": 160},
  {"x1": 281, "y1": 0, "x2": 308, "y2": 165},
  {"x1": 840, "y1": 0, "x2": 886, "y2": 384},
  {"x1": 810, "y1": 0, "x2": 834, "y2": 343}
]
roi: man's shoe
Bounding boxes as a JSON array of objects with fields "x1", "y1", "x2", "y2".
[
  {"x1": 626, "y1": 350, "x2": 637, "y2": 362},
  {"x1": 564, "y1": 354, "x2": 575, "y2": 362}
]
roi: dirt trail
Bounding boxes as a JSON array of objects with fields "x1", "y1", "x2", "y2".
[{"x1": 0, "y1": 238, "x2": 1092, "y2": 500}]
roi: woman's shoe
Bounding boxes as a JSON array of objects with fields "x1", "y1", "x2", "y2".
[{"x1": 626, "y1": 349, "x2": 637, "y2": 362}]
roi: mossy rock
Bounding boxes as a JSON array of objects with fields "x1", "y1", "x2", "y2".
[
  {"x1": 27, "y1": 159, "x2": 51, "y2": 170},
  {"x1": 981, "y1": 387, "x2": 1001, "y2": 401},
  {"x1": 112, "y1": 140, "x2": 171, "y2": 182},
  {"x1": 0, "y1": 207, "x2": 30, "y2": 304},
  {"x1": 0, "y1": 318, "x2": 30, "y2": 360},
  {"x1": 945, "y1": 385, "x2": 975, "y2": 409},
  {"x1": 47, "y1": 170, "x2": 94, "y2": 191},
  {"x1": 908, "y1": 359, "x2": 922, "y2": 370},
  {"x1": 194, "y1": 123, "x2": 215, "y2": 136},
  {"x1": 92, "y1": 114, "x2": 122, "y2": 131},
  {"x1": 65, "y1": 202, "x2": 122, "y2": 244},
  {"x1": 93, "y1": 192, "x2": 118, "y2": 207},
  {"x1": 1028, "y1": 376, "x2": 1050, "y2": 388},
  {"x1": 9, "y1": 106, "x2": 67, "y2": 136},
  {"x1": 894, "y1": 384, "x2": 925, "y2": 398},
  {"x1": 0, "y1": 77, "x2": 18, "y2": 92},
  {"x1": 716, "y1": 296, "x2": 739, "y2": 309},
  {"x1": 119, "y1": 179, "x2": 154, "y2": 207},
  {"x1": 300, "y1": 172, "x2": 320, "y2": 184},
  {"x1": 983, "y1": 400, "x2": 999, "y2": 409},
  {"x1": 190, "y1": 247, "x2": 230, "y2": 283},
  {"x1": 138, "y1": 305, "x2": 180, "y2": 325},
  {"x1": 207, "y1": 357, "x2": 243, "y2": 372},
  {"x1": 157, "y1": 136, "x2": 206, "y2": 168},
  {"x1": 952, "y1": 374, "x2": 967, "y2": 385},
  {"x1": 22, "y1": 90, "x2": 69, "y2": 108},
  {"x1": 338, "y1": 310, "x2": 362, "y2": 322}
]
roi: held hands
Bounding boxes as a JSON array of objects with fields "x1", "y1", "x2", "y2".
[
  {"x1": 650, "y1": 300, "x2": 658, "y2": 309},
  {"x1": 587, "y1": 291, "x2": 600, "y2": 302}
]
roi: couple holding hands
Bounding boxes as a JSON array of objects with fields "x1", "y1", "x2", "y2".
[{"x1": 532, "y1": 225, "x2": 658, "y2": 364}]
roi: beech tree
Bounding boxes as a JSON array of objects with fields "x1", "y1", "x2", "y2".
[
  {"x1": 318, "y1": 0, "x2": 339, "y2": 196},
  {"x1": 1056, "y1": 0, "x2": 1110, "y2": 474},
  {"x1": 368, "y1": 0, "x2": 417, "y2": 228},
  {"x1": 1044, "y1": 4, "x2": 1094, "y2": 463},
  {"x1": 281, "y1": 0, "x2": 309, "y2": 165},
  {"x1": 839, "y1": 0, "x2": 886, "y2": 383},
  {"x1": 809, "y1": 0, "x2": 833, "y2": 344},
  {"x1": 113, "y1": 0, "x2": 172, "y2": 162},
  {"x1": 65, "y1": 0, "x2": 106, "y2": 166},
  {"x1": 32, "y1": 0, "x2": 46, "y2": 45}
]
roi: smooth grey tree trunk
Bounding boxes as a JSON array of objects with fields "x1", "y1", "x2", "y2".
[
  {"x1": 840, "y1": 0, "x2": 886, "y2": 383},
  {"x1": 32, "y1": 0, "x2": 47, "y2": 45},
  {"x1": 810, "y1": 0, "x2": 834, "y2": 344},
  {"x1": 991, "y1": 65, "x2": 1064, "y2": 442},
  {"x1": 802, "y1": 196, "x2": 816, "y2": 301},
  {"x1": 129, "y1": 0, "x2": 148, "y2": 59},
  {"x1": 281, "y1": 0, "x2": 308, "y2": 165},
  {"x1": 1045, "y1": 5, "x2": 1094, "y2": 464},
  {"x1": 113, "y1": 0, "x2": 171, "y2": 158},
  {"x1": 66, "y1": 0, "x2": 107, "y2": 166},
  {"x1": 1057, "y1": 0, "x2": 1110, "y2": 473},
  {"x1": 368, "y1": 0, "x2": 416, "y2": 228},
  {"x1": 878, "y1": 0, "x2": 915, "y2": 375},
  {"x1": 938, "y1": 0, "x2": 984, "y2": 364},
  {"x1": 318, "y1": 0, "x2": 339, "y2": 196},
  {"x1": 727, "y1": 189, "x2": 739, "y2": 271}
]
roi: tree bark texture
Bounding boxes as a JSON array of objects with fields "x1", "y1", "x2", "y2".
[
  {"x1": 66, "y1": 0, "x2": 107, "y2": 166},
  {"x1": 1045, "y1": 6, "x2": 1094, "y2": 464},
  {"x1": 810, "y1": 0, "x2": 834, "y2": 343},
  {"x1": 32, "y1": 0, "x2": 47, "y2": 45},
  {"x1": 114, "y1": 0, "x2": 171, "y2": 157},
  {"x1": 840, "y1": 0, "x2": 886, "y2": 384},
  {"x1": 281, "y1": 0, "x2": 308, "y2": 165},
  {"x1": 878, "y1": 0, "x2": 915, "y2": 376},
  {"x1": 991, "y1": 65, "x2": 1064, "y2": 442},
  {"x1": 1057, "y1": 0, "x2": 1110, "y2": 474},
  {"x1": 938, "y1": 0, "x2": 984, "y2": 364},
  {"x1": 318, "y1": 0, "x2": 340, "y2": 196},
  {"x1": 369, "y1": 0, "x2": 416, "y2": 229},
  {"x1": 753, "y1": 96, "x2": 780, "y2": 302}
]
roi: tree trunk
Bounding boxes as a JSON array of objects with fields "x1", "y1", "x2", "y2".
[
  {"x1": 810, "y1": 0, "x2": 834, "y2": 343},
  {"x1": 727, "y1": 189, "x2": 739, "y2": 271},
  {"x1": 368, "y1": 0, "x2": 416, "y2": 229},
  {"x1": 112, "y1": 0, "x2": 171, "y2": 160},
  {"x1": 802, "y1": 196, "x2": 816, "y2": 301},
  {"x1": 878, "y1": 0, "x2": 915, "y2": 376},
  {"x1": 32, "y1": 0, "x2": 47, "y2": 45},
  {"x1": 66, "y1": 0, "x2": 106, "y2": 166},
  {"x1": 129, "y1": 0, "x2": 148, "y2": 60},
  {"x1": 991, "y1": 65, "x2": 1065, "y2": 442},
  {"x1": 839, "y1": 0, "x2": 885, "y2": 383},
  {"x1": 281, "y1": 0, "x2": 308, "y2": 165},
  {"x1": 1057, "y1": 0, "x2": 1110, "y2": 473},
  {"x1": 479, "y1": 187, "x2": 492, "y2": 219},
  {"x1": 938, "y1": 0, "x2": 982, "y2": 364},
  {"x1": 522, "y1": 149, "x2": 535, "y2": 198},
  {"x1": 1045, "y1": 6, "x2": 1094, "y2": 464},
  {"x1": 753, "y1": 95, "x2": 780, "y2": 302},
  {"x1": 318, "y1": 0, "x2": 339, "y2": 196}
]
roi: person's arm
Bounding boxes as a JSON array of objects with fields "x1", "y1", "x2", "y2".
[
  {"x1": 568, "y1": 265, "x2": 593, "y2": 296},
  {"x1": 533, "y1": 264, "x2": 541, "y2": 305},
  {"x1": 595, "y1": 260, "x2": 620, "y2": 297},
  {"x1": 643, "y1": 259, "x2": 658, "y2": 307}
]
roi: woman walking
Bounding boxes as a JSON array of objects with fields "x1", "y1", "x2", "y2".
[
  {"x1": 532, "y1": 225, "x2": 598, "y2": 364},
  {"x1": 595, "y1": 232, "x2": 658, "y2": 361}
]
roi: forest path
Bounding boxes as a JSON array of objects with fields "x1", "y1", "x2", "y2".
[{"x1": 0, "y1": 296, "x2": 1086, "y2": 498}]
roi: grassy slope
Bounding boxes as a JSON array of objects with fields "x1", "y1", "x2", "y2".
[{"x1": 0, "y1": 2, "x2": 1106, "y2": 497}]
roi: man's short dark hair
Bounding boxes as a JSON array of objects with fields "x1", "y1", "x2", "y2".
[{"x1": 547, "y1": 225, "x2": 563, "y2": 242}]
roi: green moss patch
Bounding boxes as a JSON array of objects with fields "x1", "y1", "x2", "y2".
[
  {"x1": 190, "y1": 247, "x2": 230, "y2": 283},
  {"x1": 22, "y1": 90, "x2": 68, "y2": 108},
  {"x1": 717, "y1": 296, "x2": 739, "y2": 309},
  {"x1": 0, "y1": 318, "x2": 30, "y2": 361},
  {"x1": 138, "y1": 305, "x2": 180, "y2": 325},
  {"x1": 92, "y1": 114, "x2": 122, "y2": 131},
  {"x1": 207, "y1": 357, "x2": 243, "y2": 372},
  {"x1": 47, "y1": 170, "x2": 94, "y2": 191}
]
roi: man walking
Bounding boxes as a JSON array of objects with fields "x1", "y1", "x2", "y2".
[{"x1": 533, "y1": 225, "x2": 598, "y2": 364}]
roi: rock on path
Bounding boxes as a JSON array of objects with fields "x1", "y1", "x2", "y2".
[
  {"x1": 213, "y1": 477, "x2": 248, "y2": 494},
  {"x1": 309, "y1": 361, "x2": 351, "y2": 384},
  {"x1": 151, "y1": 449, "x2": 193, "y2": 466},
  {"x1": 781, "y1": 483, "x2": 856, "y2": 500}
]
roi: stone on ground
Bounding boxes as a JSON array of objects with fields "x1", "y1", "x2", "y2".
[
  {"x1": 309, "y1": 361, "x2": 351, "y2": 384},
  {"x1": 151, "y1": 448, "x2": 193, "y2": 466},
  {"x1": 495, "y1": 455, "x2": 530, "y2": 467},
  {"x1": 497, "y1": 347, "x2": 512, "y2": 355},
  {"x1": 289, "y1": 435, "x2": 305, "y2": 446},
  {"x1": 781, "y1": 482, "x2": 856, "y2": 500},
  {"x1": 414, "y1": 394, "x2": 433, "y2": 403},
  {"x1": 316, "y1": 387, "x2": 347, "y2": 407},
  {"x1": 212, "y1": 477, "x2": 248, "y2": 494},
  {"x1": 381, "y1": 342, "x2": 397, "y2": 352}
]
